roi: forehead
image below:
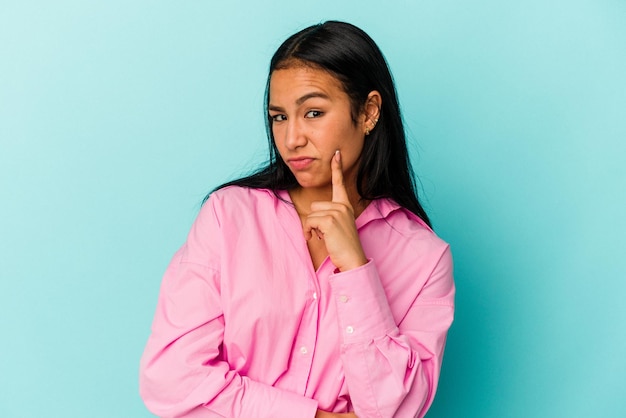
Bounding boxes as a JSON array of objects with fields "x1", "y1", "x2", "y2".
[{"x1": 269, "y1": 66, "x2": 346, "y2": 102}]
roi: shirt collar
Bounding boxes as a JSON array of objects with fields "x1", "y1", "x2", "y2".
[
  {"x1": 355, "y1": 197, "x2": 401, "y2": 229},
  {"x1": 273, "y1": 189, "x2": 420, "y2": 231}
]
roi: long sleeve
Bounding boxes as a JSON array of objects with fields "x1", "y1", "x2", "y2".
[
  {"x1": 139, "y1": 188, "x2": 454, "y2": 417},
  {"x1": 329, "y1": 247, "x2": 455, "y2": 418},
  {"x1": 139, "y1": 198, "x2": 319, "y2": 417}
]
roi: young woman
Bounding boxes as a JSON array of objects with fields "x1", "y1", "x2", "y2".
[{"x1": 140, "y1": 21, "x2": 455, "y2": 418}]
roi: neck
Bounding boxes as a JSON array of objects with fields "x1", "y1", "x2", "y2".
[{"x1": 289, "y1": 184, "x2": 368, "y2": 218}]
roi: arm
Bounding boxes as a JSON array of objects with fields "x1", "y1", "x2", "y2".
[
  {"x1": 304, "y1": 151, "x2": 454, "y2": 417},
  {"x1": 330, "y1": 249, "x2": 454, "y2": 418},
  {"x1": 139, "y1": 202, "x2": 319, "y2": 418}
]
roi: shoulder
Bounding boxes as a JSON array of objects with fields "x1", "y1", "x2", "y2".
[
  {"x1": 361, "y1": 200, "x2": 452, "y2": 282},
  {"x1": 201, "y1": 186, "x2": 283, "y2": 223},
  {"x1": 205, "y1": 186, "x2": 277, "y2": 209},
  {"x1": 367, "y1": 201, "x2": 454, "y2": 296},
  {"x1": 370, "y1": 199, "x2": 449, "y2": 252},
  {"x1": 208, "y1": 185, "x2": 274, "y2": 200}
]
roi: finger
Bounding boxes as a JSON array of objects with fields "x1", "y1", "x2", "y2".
[
  {"x1": 303, "y1": 227, "x2": 323, "y2": 241},
  {"x1": 303, "y1": 220, "x2": 324, "y2": 241},
  {"x1": 310, "y1": 201, "x2": 347, "y2": 212},
  {"x1": 331, "y1": 150, "x2": 350, "y2": 204}
]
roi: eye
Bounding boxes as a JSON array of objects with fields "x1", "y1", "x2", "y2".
[
  {"x1": 270, "y1": 114, "x2": 287, "y2": 122},
  {"x1": 305, "y1": 110, "x2": 323, "y2": 118}
]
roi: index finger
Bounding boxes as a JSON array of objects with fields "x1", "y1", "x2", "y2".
[{"x1": 331, "y1": 150, "x2": 350, "y2": 204}]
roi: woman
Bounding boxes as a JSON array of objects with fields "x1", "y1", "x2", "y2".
[{"x1": 140, "y1": 21, "x2": 454, "y2": 418}]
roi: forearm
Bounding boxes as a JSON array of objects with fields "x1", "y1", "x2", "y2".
[
  {"x1": 141, "y1": 318, "x2": 319, "y2": 418},
  {"x1": 140, "y1": 257, "x2": 319, "y2": 417},
  {"x1": 330, "y1": 252, "x2": 454, "y2": 418}
]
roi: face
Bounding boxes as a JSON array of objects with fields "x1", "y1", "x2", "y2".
[{"x1": 268, "y1": 66, "x2": 367, "y2": 192}]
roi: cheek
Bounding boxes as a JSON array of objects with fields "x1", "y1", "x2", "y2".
[
  {"x1": 337, "y1": 126, "x2": 364, "y2": 153},
  {"x1": 273, "y1": 137, "x2": 285, "y2": 158},
  {"x1": 271, "y1": 125, "x2": 280, "y2": 143},
  {"x1": 272, "y1": 126, "x2": 285, "y2": 148}
]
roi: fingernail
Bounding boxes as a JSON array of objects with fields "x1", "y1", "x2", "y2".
[{"x1": 335, "y1": 150, "x2": 340, "y2": 161}]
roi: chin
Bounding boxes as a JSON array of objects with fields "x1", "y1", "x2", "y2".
[{"x1": 294, "y1": 178, "x2": 328, "y2": 190}]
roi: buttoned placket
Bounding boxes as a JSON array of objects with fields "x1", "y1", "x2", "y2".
[
  {"x1": 276, "y1": 191, "x2": 383, "y2": 395},
  {"x1": 280, "y1": 196, "x2": 326, "y2": 395},
  {"x1": 289, "y1": 261, "x2": 322, "y2": 394}
]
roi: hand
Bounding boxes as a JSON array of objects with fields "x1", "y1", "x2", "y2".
[
  {"x1": 303, "y1": 150, "x2": 368, "y2": 272},
  {"x1": 315, "y1": 409, "x2": 358, "y2": 418}
]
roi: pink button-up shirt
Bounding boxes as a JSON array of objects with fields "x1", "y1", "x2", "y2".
[{"x1": 140, "y1": 187, "x2": 454, "y2": 418}]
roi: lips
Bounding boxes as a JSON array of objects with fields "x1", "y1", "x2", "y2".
[{"x1": 287, "y1": 157, "x2": 315, "y2": 170}]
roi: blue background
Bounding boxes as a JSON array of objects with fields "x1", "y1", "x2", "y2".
[{"x1": 1, "y1": 1, "x2": 625, "y2": 417}]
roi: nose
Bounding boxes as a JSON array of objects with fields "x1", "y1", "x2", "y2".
[{"x1": 283, "y1": 118, "x2": 307, "y2": 151}]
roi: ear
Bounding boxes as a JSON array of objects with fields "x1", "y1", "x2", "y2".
[{"x1": 362, "y1": 90, "x2": 382, "y2": 135}]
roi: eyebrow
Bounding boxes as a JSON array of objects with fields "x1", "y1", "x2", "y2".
[{"x1": 268, "y1": 92, "x2": 331, "y2": 112}]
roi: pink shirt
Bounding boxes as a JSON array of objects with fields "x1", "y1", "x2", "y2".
[{"x1": 140, "y1": 187, "x2": 454, "y2": 418}]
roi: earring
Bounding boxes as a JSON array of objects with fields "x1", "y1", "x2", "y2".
[{"x1": 366, "y1": 117, "x2": 379, "y2": 136}]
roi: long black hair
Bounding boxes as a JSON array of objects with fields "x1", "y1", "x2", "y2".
[{"x1": 209, "y1": 21, "x2": 431, "y2": 228}]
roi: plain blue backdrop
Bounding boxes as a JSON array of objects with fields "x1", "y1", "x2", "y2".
[{"x1": 1, "y1": 1, "x2": 625, "y2": 417}]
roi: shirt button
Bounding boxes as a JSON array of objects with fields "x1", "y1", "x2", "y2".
[
  {"x1": 339, "y1": 295, "x2": 348, "y2": 303},
  {"x1": 312, "y1": 292, "x2": 318, "y2": 300},
  {"x1": 346, "y1": 326, "x2": 354, "y2": 334},
  {"x1": 300, "y1": 346, "x2": 308, "y2": 354}
]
